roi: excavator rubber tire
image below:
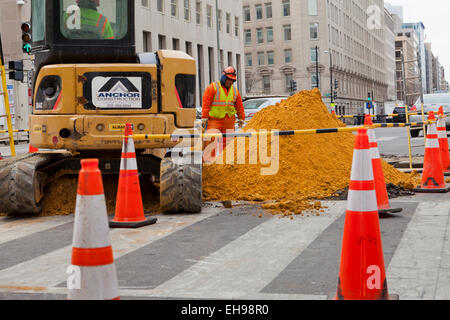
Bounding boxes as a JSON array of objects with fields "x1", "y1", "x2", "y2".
[
  {"x1": 0, "y1": 153, "x2": 52, "y2": 215},
  {"x1": 160, "y1": 153, "x2": 202, "y2": 213}
]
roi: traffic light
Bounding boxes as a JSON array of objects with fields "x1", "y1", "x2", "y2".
[
  {"x1": 21, "y1": 22, "x2": 32, "y2": 54},
  {"x1": 334, "y1": 79, "x2": 339, "y2": 90},
  {"x1": 8, "y1": 60, "x2": 24, "y2": 81},
  {"x1": 291, "y1": 80, "x2": 298, "y2": 92},
  {"x1": 333, "y1": 91, "x2": 338, "y2": 100},
  {"x1": 368, "y1": 92, "x2": 372, "y2": 102}
]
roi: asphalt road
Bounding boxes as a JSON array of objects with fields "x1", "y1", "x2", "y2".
[
  {"x1": 0, "y1": 191, "x2": 449, "y2": 300},
  {"x1": 373, "y1": 127, "x2": 450, "y2": 156}
]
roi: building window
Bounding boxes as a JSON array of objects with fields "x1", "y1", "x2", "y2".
[
  {"x1": 310, "y1": 47, "x2": 318, "y2": 62},
  {"x1": 284, "y1": 49, "x2": 292, "y2": 63},
  {"x1": 157, "y1": 0, "x2": 164, "y2": 12},
  {"x1": 207, "y1": 5, "x2": 213, "y2": 28},
  {"x1": 282, "y1": 0, "x2": 290, "y2": 17},
  {"x1": 184, "y1": 0, "x2": 191, "y2": 21},
  {"x1": 257, "y1": 52, "x2": 265, "y2": 66},
  {"x1": 266, "y1": 27, "x2": 273, "y2": 42},
  {"x1": 195, "y1": 1, "x2": 202, "y2": 24},
  {"x1": 308, "y1": 0, "x2": 318, "y2": 16},
  {"x1": 243, "y1": 6, "x2": 250, "y2": 22},
  {"x1": 141, "y1": 0, "x2": 149, "y2": 8},
  {"x1": 265, "y1": 2, "x2": 272, "y2": 19},
  {"x1": 267, "y1": 51, "x2": 274, "y2": 65},
  {"x1": 185, "y1": 41, "x2": 192, "y2": 56},
  {"x1": 143, "y1": 31, "x2": 151, "y2": 51},
  {"x1": 310, "y1": 23, "x2": 319, "y2": 40},
  {"x1": 263, "y1": 75, "x2": 271, "y2": 94},
  {"x1": 235, "y1": 17, "x2": 240, "y2": 37},
  {"x1": 172, "y1": 38, "x2": 180, "y2": 50},
  {"x1": 245, "y1": 53, "x2": 253, "y2": 67},
  {"x1": 226, "y1": 13, "x2": 231, "y2": 34},
  {"x1": 283, "y1": 24, "x2": 291, "y2": 41},
  {"x1": 244, "y1": 29, "x2": 252, "y2": 46},
  {"x1": 257, "y1": 28, "x2": 264, "y2": 44},
  {"x1": 256, "y1": 4, "x2": 263, "y2": 20},
  {"x1": 218, "y1": 10, "x2": 222, "y2": 32},
  {"x1": 158, "y1": 34, "x2": 166, "y2": 49},
  {"x1": 311, "y1": 73, "x2": 319, "y2": 89},
  {"x1": 171, "y1": 0, "x2": 178, "y2": 17}
]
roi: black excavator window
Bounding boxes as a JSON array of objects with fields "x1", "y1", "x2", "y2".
[
  {"x1": 175, "y1": 74, "x2": 196, "y2": 109},
  {"x1": 31, "y1": 0, "x2": 45, "y2": 43},
  {"x1": 60, "y1": 0, "x2": 128, "y2": 40}
]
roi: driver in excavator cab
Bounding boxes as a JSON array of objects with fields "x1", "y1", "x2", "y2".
[{"x1": 63, "y1": 0, "x2": 115, "y2": 39}]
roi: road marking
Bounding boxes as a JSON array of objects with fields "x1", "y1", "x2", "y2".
[
  {"x1": 375, "y1": 137, "x2": 396, "y2": 142},
  {"x1": 386, "y1": 201, "x2": 450, "y2": 299},
  {"x1": 0, "y1": 208, "x2": 222, "y2": 289},
  {"x1": 0, "y1": 215, "x2": 73, "y2": 245},
  {"x1": 136, "y1": 201, "x2": 346, "y2": 299}
]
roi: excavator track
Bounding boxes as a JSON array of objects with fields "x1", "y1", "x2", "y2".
[{"x1": 0, "y1": 153, "x2": 57, "y2": 215}]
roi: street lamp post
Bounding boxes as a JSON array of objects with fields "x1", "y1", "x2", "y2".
[
  {"x1": 324, "y1": 50, "x2": 333, "y2": 108},
  {"x1": 315, "y1": 46, "x2": 319, "y2": 89}
]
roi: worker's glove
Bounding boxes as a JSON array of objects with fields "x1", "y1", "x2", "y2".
[
  {"x1": 201, "y1": 118, "x2": 208, "y2": 132},
  {"x1": 238, "y1": 119, "x2": 245, "y2": 128}
]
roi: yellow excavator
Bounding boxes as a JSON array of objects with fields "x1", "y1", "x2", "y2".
[{"x1": 0, "y1": 0, "x2": 202, "y2": 215}]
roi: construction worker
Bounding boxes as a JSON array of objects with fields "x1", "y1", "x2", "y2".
[
  {"x1": 64, "y1": 0, "x2": 115, "y2": 40},
  {"x1": 202, "y1": 66, "x2": 245, "y2": 159}
]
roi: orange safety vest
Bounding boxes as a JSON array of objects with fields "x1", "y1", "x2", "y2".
[{"x1": 208, "y1": 81, "x2": 238, "y2": 119}]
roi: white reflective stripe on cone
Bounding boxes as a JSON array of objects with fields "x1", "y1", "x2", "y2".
[
  {"x1": 120, "y1": 157, "x2": 138, "y2": 171},
  {"x1": 437, "y1": 119, "x2": 447, "y2": 138},
  {"x1": 367, "y1": 129, "x2": 377, "y2": 144},
  {"x1": 347, "y1": 189, "x2": 378, "y2": 212},
  {"x1": 73, "y1": 195, "x2": 111, "y2": 249},
  {"x1": 437, "y1": 129, "x2": 447, "y2": 139},
  {"x1": 350, "y1": 149, "x2": 374, "y2": 181},
  {"x1": 122, "y1": 137, "x2": 136, "y2": 154},
  {"x1": 367, "y1": 129, "x2": 381, "y2": 159},
  {"x1": 428, "y1": 123, "x2": 438, "y2": 136},
  {"x1": 426, "y1": 138, "x2": 440, "y2": 149},
  {"x1": 67, "y1": 263, "x2": 119, "y2": 300}
]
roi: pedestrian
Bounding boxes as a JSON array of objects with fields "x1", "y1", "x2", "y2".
[{"x1": 201, "y1": 66, "x2": 245, "y2": 160}]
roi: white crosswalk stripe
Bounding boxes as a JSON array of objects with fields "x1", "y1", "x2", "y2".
[
  {"x1": 0, "y1": 209, "x2": 221, "y2": 291},
  {"x1": 140, "y1": 201, "x2": 346, "y2": 300},
  {"x1": 0, "y1": 199, "x2": 449, "y2": 300},
  {"x1": 386, "y1": 200, "x2": 450, "y2": 300},
  {"x1": 0, "y1": 216, "x2": 72, "y2": 245}
]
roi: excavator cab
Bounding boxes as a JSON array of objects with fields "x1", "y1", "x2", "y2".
[
  {"x1": 0, "y1": 0, "x2": 202, "y2": 215},
  {"x1": 31, "y1": 0, "x2": 136, "y2": 69}
]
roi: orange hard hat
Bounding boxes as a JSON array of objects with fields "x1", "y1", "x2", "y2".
[{"x1": 223, "y1": 66, "x2": 237, "y2": 81}]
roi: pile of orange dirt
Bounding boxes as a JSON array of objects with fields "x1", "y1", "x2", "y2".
[
  {"x1": 40, "y1": 175, "x2": 160, "y2": 217},
  {"x1": 202, "y1": 88, "x2": 420, "y2": 216}
]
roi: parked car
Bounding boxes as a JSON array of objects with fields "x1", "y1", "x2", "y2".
[
  {"x1": 242, "y1": 96, "x2": 288, "y2": 122},
  {"x1": 409, "y1": 93, "x2": 450, "y2": 137}
]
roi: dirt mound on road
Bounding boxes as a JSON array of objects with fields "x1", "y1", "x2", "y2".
[
  {"x1": 203, "y1": 89, "x2": 420, "y2": 216},
  {"x1": 40, "y1": 175, "x2": 160, "y2": 216}
]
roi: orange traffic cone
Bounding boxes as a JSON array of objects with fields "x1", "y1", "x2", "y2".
[
  {"x1": 364, "y1": 115, "x2": 402, "y2": 214},
  {"x1": 413, "y1": 112, "x2": 449, "y2": 192},
  {"x1": 109, "y1": 123, "x2": 157, "y2": 228},
  {"x1": 334, "y1": 128, "x2": 392, "y2": 300},
  {"x1": 437, "y1": 107, "x2": 450, "y2": 176},
  {"x1": 28, "y1": 144, "x2": 39, "y2": 153},
  {"x1": 68, "y1": 159, "x2": 120, "y2": 300}
]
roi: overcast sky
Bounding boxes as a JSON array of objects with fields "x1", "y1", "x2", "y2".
[{"x1": 385, "y1": 0, "x2": 449, "y2": 80}]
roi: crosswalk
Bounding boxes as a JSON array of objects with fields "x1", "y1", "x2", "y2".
[{"x1": 0, "y1": 199, "x2": 449, "y2": 300}]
